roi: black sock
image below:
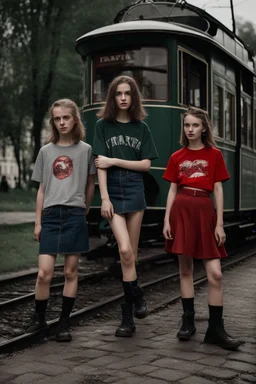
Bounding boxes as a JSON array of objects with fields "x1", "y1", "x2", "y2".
[
  {"x1": 35, "y1": 299, "x2": 48, "y2": 315},
  {"x1": 122, "y1": 280, "x2": 138, "y2": 310},
  {"x1": 60, "y1": 296, "x2": 75, "y2": 319},
  {"x1": 181, "y1": 298, "x2": 194, "y2": 313},
  {"x1": 208, "y1": 305, "x2": 223, "y2": 326}
]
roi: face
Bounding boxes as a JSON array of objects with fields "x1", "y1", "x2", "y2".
[
  {"x1": 115, "y1": 83, "x2": 132, "y2": 110},
  {"x1": 52, "y1": 107, "x2": 76, "y2": 136},
  {"x1": 184, "y1": 114, "x2": 205, "y2": 143}
]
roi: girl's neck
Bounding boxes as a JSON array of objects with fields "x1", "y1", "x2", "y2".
[
  {"x1": 57, "y1": 134, "x2": 74, "y2": 146},
  {"x1": 187, "y1": 140, "x2": 205, "y2": 150},
  {"x1": 116, "y1": 110, "x2": 131, "y2": 123}
]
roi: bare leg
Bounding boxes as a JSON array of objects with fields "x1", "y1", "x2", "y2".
[
  {"x1": 35, "y1": 254, "x2": 56, "y2": 300},
  {"x1": 178, "y1": 254, "x2": 194, "y2": 298},
  {"x1": 203, "y1": 259, "x2": 223, "y2": 305},
  {"x1": 63, "y1": 254, "x2": 80, "y2": 297},
  {"x1": 109, "y1": 214, "x2": 136, "y2": 281},
  {"x1": 126, "y1": 210, "x2": 144, "y2": 263}
]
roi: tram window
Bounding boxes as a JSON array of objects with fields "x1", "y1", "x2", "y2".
[
  {"x1": 213, "y1": 85, "x2": 224, "y2": 138},
  {"x1": 180, "y1": 51, "x2": 207, "y2": 109},
  {"x1": 225, "y1": 92, "x2": 235, "y2": 142},
  {"x1": 92, "y1": 47, "x2": 168, "y2": 102},
  {"x1": 241, "y1": 98, "x2": 252, "y2": 147}
]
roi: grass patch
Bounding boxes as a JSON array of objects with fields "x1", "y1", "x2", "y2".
[
  {"x1": 0, "y1": 189, "x2": 37, "y2": 211},
  {"x1": 0, "y1": 223, "x2": 40, "y2": 273}
]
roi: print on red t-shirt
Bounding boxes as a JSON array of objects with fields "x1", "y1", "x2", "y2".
[{"x1": 163, "y1": 147, "x2": 230, "y2": 192}]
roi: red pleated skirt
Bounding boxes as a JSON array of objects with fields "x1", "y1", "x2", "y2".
[{"x1": 165, "y1": 189, "x2": 227, "y2": 259}]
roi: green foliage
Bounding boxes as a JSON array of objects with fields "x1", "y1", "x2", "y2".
[
  {"x1": 0, "y1": 0, "x2": 134, "y2": 172},
  {"x1": 0, "y1": 223, "x2": 39, "y2": 273},
  {"x1": 0, "y1": 189, "x2": 37, "y2": 211}
]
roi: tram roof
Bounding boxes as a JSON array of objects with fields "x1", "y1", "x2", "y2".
[{"x1": 76, "y1": 20, "x2": 254, "y2": 73}]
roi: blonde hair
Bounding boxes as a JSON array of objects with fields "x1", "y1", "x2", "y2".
[
  {"x1": 48, "y1": 99, "x2": 85, "y2": 144},
  {"x1": 180, "y1": 107, "x2": 216, "y2": 147}
]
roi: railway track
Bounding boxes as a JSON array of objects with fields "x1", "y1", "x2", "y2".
[{"x1": 0, "y1": 243, "x2": 255, "y2": 355}]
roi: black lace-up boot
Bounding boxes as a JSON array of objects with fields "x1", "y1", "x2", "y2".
[
  {"x1": 177, "y1": 310, "x2": 196, "y2": 340},
  {"x1": 132, "y1": 286, "x2": 148, "y2": 319},
  {"x1": 26, "y1": 313, "x2": 48, "y2": 333},
  {"x1": 204, "y1": 320, "x2": 241, "y2": 350},
  {"x1": 56, "y1": 318, "x2": 72, "y2": 342},
  {"x1": 115, "y1": 303, "x2": 136, "y2": 337}
]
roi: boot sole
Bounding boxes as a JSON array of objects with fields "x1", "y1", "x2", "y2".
[
  {"x1": 177, "y1": 327, "x2": 196, "y2": 341},
  {"x1": 204, "y1": 339, "x2": 241, "y2": 350},
  {"x1": 134, "y1": 310, "x2": 149, "y2": 319},
  {"x1": 115, "y1": 327, "x2": 136, "y2": 337}
]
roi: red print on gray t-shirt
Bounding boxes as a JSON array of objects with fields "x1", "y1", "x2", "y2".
[{"x1": 53, "y1": 156, "x2": 73, "y2": 180}]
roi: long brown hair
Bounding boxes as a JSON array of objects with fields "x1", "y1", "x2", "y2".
[
  {"x1": 48, "y1": 99, "x2": 85, "y2": 144},
  {"x1": 97, "y1": 75, "x2": 147, "y2": 121},
  {"x1": 180, "y1": 107, "x2": 216, "y2": 147}
]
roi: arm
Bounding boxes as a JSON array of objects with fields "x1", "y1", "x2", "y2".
[
  {"x1": 95, "y1": 156, "x2": 151, "y2": 172},
  {"x1": 85, "y1": 174, "x2": 96, "y2": 215},
  {"x1": 97, "y1": 168, "x2": 114, "y2": 219},
  {"x1": 213, "y1": 181, "x2": 226, "y2": 246},
  {"x1": 34, "y1": 183, "x2": 44, "y2": 242},
  {"x1": 163, "y1": 183, "x2": 178, "y2": 240}
]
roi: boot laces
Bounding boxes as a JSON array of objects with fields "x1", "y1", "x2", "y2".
[
  {"x1": 179, "y1": 312, "x2": 194, "y2": 331},
  {"x1": 119, "y1": 307, "x2": 133, "y2": 327}
]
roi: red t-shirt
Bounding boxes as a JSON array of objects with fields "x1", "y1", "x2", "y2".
[{"x1": 163, "y1": 146, "x2": 230, "y2": 192}]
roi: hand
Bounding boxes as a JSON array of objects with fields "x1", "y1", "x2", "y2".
[
  {"x1": 85, "y1": 207, "x2": 90, "y2": 215},
  {"x1": 34, "y1": 224, "x2": 42, "y2": 242},
  {"x1": 95, "y1": 155, "x2": 114, "y2": 169},
  {"x1": 163, "y1": 221, "x2": 173, "y2": 240},
  {"x1": 214, "y1": 224, "x2": 226, "y2": 247},
  {"x1": 101, "y1": 198, "x2": 114, "y2": 220}
]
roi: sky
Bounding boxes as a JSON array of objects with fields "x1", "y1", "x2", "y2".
[{"x1": 188, "y1": 0, "x2": 256, "y2": 31}]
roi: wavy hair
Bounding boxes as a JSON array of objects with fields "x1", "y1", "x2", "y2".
[
  {"x1": 180, "y1": 107, "x2": 216, "y2": 147},
  {"x1": 48, "y1": 99, "x2": 85, "y2": 144},
  {"x1": 97, "y1": 75, "x2": 147, "y2": 122}
]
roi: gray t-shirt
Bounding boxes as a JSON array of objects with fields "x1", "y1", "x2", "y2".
[{"x1": 32, "y1": 141, "x2": 96, "y2": 209}]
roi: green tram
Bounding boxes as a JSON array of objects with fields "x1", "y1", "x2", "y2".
[{"x1": 76, "y1": 0, "x2": 256, "y2": 246}]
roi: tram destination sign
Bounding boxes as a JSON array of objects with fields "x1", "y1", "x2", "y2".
[{"x1": 95, "y1": 52, "x2": 133, "y2": 67}]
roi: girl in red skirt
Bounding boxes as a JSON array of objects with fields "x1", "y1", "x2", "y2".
[{"x1": 163, "y1": 107, "x2": 241, "y2": 350}]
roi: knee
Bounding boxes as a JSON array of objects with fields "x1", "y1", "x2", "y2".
[
  {"x1": 208, "y1": 270, "x2": 222, "y2": 287},
  {"x1": 64, "y1": 267, "x2": 78, "y2": 282},
  {"x1": 37, "y1": 269, "x2": 52, "y2": 284},
  {"x1": 119, "y1": 245, "x2": 134, "y2": 266},
  {"x1": 179, "y1": 265, "x2": 193, "y2": 279}
]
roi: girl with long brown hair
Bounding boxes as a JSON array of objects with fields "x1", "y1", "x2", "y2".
[
  {"x1": 26, "y1": 99, "x2": 96, "y2": 342},
  {"x1": 163, "y1": 107, "x2": 241, "y2": 350},
  {"x1": 93, "y1": 76, "x2": 158, "y2": 337}
]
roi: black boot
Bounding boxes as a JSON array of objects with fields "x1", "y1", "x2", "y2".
[
  {"x1": 26, "y1": 312, "x2": 48, "y2": 333},
  {"x1": 56, "y1": 317, "x2": 72, "y2": 342},
  {"x1": 115, "y1": 303, "x2": 136, "y2": 337},
  {"x1": 177, "y1": 311, "x2": 196, "y2": 341},
  {"x1": 204, "y1": 320, "x2": 241, "y2": 350},
  {"x1": 132, "y1": 286, "x2": 148, "y2": 319}
]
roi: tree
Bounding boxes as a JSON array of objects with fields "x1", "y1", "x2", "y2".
[
  {"x1": 237, "y1": 20, "x2": 256, "y2": 55},
  {"x1": 1, "y1": 0, "x2": 80, "y2": 161}
]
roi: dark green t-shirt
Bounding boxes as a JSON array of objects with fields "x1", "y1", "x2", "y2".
[{"x1": 92, "y1": 119, "x2": 158, "y2": 161}]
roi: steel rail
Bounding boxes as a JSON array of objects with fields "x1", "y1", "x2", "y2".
[{"x1": 0, "y1": 247, "x2": 255, "y2": 355}]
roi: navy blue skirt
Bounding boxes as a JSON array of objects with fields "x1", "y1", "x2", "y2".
[
  {"x1": 107, "y1": 168, "x2": 146, "y2": 214},
  {"x1": 39, "y1": 205, "x2": 89, "y2": 255}
]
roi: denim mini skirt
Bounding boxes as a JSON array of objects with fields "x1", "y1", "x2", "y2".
[
  {"x1": 39, "y1": 205, "x2": 89, "y2": 255},
  {"x1": 107, "y1": 168, "x2": 146, "y2": 214}
]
